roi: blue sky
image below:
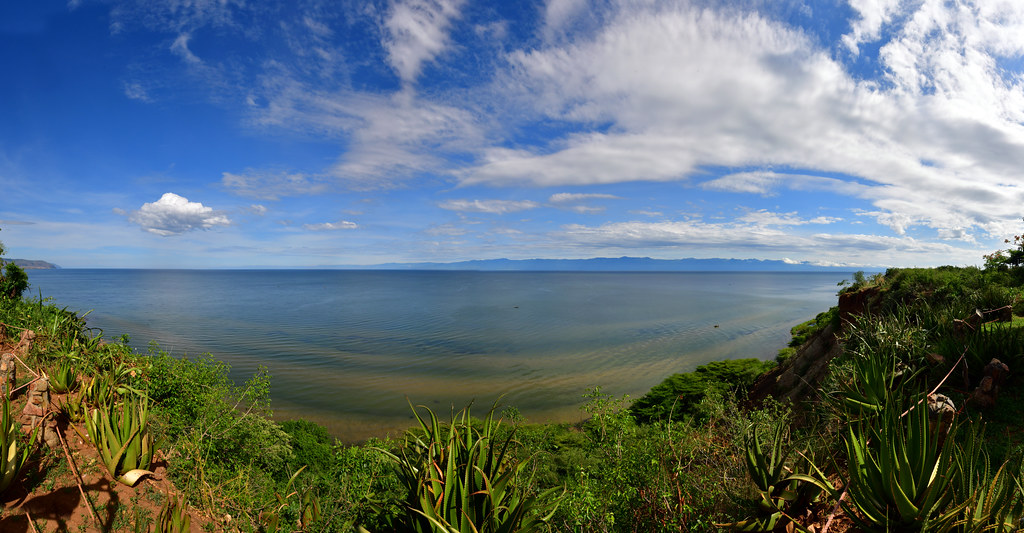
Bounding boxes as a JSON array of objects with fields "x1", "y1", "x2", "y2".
[{"x1": 2, "y1": 0, "x2": 1024, "y2": 268}]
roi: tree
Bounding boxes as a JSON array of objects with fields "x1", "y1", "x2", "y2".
[{"x1": 0, "y1": 228, "x2": 29, "y2": 300}]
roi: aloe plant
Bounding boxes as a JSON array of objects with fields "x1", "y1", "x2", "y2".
[
  {"x1": 0, "y1": 396, "x2": 35, "y2": 494},
  {"x1": 950, "y1": 424, "x2": 1024, "y2": 533},
  {"x1": 84, "y1": 396, "x2": 155, "y2": 486},
  {"x1": 842, "y1": 393, "x2": 966, "y2": 532},
  {"x1": 50, "y1": 355, "x2": 79, "y2": 394},
  {"x1": 380, "y1": 400, "x2": 562, "y2": 533},
  {"x1": 152, "y1": 493, "x2": 191, "y2": 533},
  {"x1": 261, "y1": 466, "x2": 323, "y2": 533},
  {"x1": 722, "y1": 421, "x2": 834, "y2": 532}
]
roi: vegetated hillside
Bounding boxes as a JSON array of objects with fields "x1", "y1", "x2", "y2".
[
  {"x1": 0, "y1": 258, "x2": 59, "y2": 269},
  {"x1": 1, "y1": 262, "x2": 1023, "y2": 532}
]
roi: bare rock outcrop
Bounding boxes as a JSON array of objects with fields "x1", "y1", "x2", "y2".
[{"x1": 748, "y1": 321, "x2": 843, "y2": 405}]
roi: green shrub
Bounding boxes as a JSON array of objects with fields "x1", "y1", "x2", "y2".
[
  {"x1": 280, "y1": 418, "x2": 335, "y2": 477},
  {"x1": 631, "y1": 358, "x2": 770, "y2": 424}
]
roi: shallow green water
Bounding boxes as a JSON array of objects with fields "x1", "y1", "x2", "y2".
[{"x1": 29, "y1": 269, "x2": 847, "y2": 441}]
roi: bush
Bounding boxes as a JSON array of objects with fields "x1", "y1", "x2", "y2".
[
  {"x1": 0, "y1": 262, "x2": 28, "y2": 300},
  {"x1": 630, "y1": 358, "x2": 770, "y2": 424}
]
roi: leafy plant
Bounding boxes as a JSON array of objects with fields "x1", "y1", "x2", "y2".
[
  {"x1": 84, "y1": 396, "x2": 155, "y2": 486},
  {"x1": 260, "y1": 466, "x2": 323, "y2": 533},
  {"x1": 380, "y1": 400, "x2": 563, "y2": 533},
  {"x1": 950, "y1": 424, "x2": 1024, "y2": 533},
  {"x1": 722, "y1": 419, "x2": 832, "y2": 532},
  {"x1": 0, "y1": 396, "x2": 35, "y2": 494},
  {"x1": 152, "y1": 493, "x2": 192, "y2": 533},
  {"x1": 49, "y1": 353, "x2": 80, "y2": 394},
  {"x1": 842, "y1": 393, "x2": 965, "y2": 532}
]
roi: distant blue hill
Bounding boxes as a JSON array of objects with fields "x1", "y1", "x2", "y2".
[{"x1": 354, "y1": 257, "x2": 867, "y2": 272}]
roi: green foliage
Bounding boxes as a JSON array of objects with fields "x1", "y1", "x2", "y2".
[
  {"x1": 260, "y1": 466, "x2": 323, "y2": 533},
  {"x1": 0, "y1": 262, "x2": 28, "y2": 300},
  {"x1": 281, "y1": 419, "x2": 335, "y2": 476},
  {"x1": 152, "y1": 493, "x2": 191, "y2": 533},
  {"x1": 841, "y1": 392, "x2": 963, "y2": 532},
  {"x1": 950, "y1": 424, "x2": 1024, "y2": 533},
  {"x1": 380, "y1": 400, "x2": 562, "y2": 533},
  {"x1": 723, "y1": 416, "x2": 833, "y2": 532},
  {"x1": 0, "y1": 396, "x2": 35, "y2": 494},
  {"x1": 84, "y1": 395, "x2": 155, "y2": 487},
  {"x1": 48, "y1": 352, "x2": 80, "y2": 394},
  {"x1": 631, "y1": 358, "x2": 770, "y2": 424},
  {"x1": 787, "y1": 308, "x2": 838, "y2": 348}
]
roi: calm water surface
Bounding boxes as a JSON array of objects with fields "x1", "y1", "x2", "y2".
[{"x1": 28, "y1": 270, "x2": 847, "y2": 441}]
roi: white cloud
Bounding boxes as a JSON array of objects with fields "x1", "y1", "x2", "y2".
[
  {"x1": 737, "y1": 210, "x2": 840, "y2": 227},
  {"x1": 548, "y1": 192, "x2": 620, "y2": 203},
  {"x1": 383, "y1": 0, "x2": 466, "y2": 85},
  {"x1": 128, "y1": 193, "x2": 230, "y2": 236},
  {"x1": 303, "y1": 220, "x2": 358, "y2": 231},
  {"x1": 171, "y1": 33, "x2": 201, "y2": 64},
  {"x1": 221, "y1": 170, "x2": 329, "y2": 200},
  {"x1": 842, "y1": 0, "x2": 903, "y2": 54},
  {"x1": 253, "y1": 84, "x2": 482, "y2": 188},
  {"x1": 438, "y1": 199, "x2": 540, "y2": 214},
  {"x1": 123, "y1": 82, "x2": 152, "y2": 102},
  {"x1": 248, "y1": 204, "x2": 267, "y2": 216},
  {"x1": 556, "y1": 218, "x2": 977, "y2": 267},
  {"x1": 458, "y1": 2, "x2": 1024, "y2": 245}
]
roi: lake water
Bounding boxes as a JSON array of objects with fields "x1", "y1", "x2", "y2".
[{"x1": 26, "y1": 269, "x2": 847, "y2": 441}]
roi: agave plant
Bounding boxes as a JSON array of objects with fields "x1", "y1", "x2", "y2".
[
  {"x1": 842, "y1": 392, "x2": 966, "y2": 532},
  {"x1": 50, "y1": 355, "x2": 80, "y2": 394},
  {"x1": 722, "y1": 420, "x2": 834, "y2": 532},
  {"x1": 0, "y1": 396, "x2": 35, "y2": 494},
  {"x1": 84, "y1": 395, "x2": 155, "y2": 486},
  {"x1": 950, "y1": 424, "x2": 1024, "y2": 533},
  {"x1": 380, "y1": 400, "x2": 562, "y2": 533},
  {"x1": 261, "y1": 466, "x2": 322, "y2": 533},
  {"x1": 152, "y1": 492, "x2": 192, "y2": 533},
  {"x1": 54, "y1": 388, "x2": 87, "y2": 423}
]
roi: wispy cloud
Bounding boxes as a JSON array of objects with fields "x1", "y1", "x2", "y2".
[
  {"x1": 221, "y1": 170, "x2": 330, "y2": 200},
  {"x1": 303, "y1": 220, "x2": 358, "y2": 231},
  {"x1": 438, "y1": 199, "x2": 540, "y2": 214},
  {"x1": 383, "y1": 0, "x2": 466, "y2": 85}
]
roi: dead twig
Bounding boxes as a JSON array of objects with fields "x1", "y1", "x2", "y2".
[{"x1": 56, "y1": 423, "x2": 102, "y2": 529}]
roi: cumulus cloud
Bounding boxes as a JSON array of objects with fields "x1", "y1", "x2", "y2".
[
  {"x1": 460, "y1": 1, "x2": 1024, "y2": 245},
  {"x1": 303, "y1": 220, "x2": 358, "y2": 231},
  {"x1": 128, "y1": 193, "x2": 230, "y2": 236},
  {"x1": 438, "y1": 199, "x2": 540, "y2": 214}
]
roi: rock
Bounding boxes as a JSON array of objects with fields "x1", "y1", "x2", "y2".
[
  {"x1": 22, "y1": 377, "x2": 49, "y2": 430},
  {"x1": 14, "y1": 329, "x2": 36, "y2": 357},
  {"x1": 0, "y1": 352, "x2": 15, "y2": 399},
  {"x1": 927, "y1": 393, "x2": 956, "y2": 422},
  {"x1": 971, "y1": 376, "x2": 997, "y2": 409},
  {"x1": 747, "y1": 321, "x2": 843, "y2": 405},
  {"x1": 969, "y1": 359, "x2": 1010, "y2": 410}
]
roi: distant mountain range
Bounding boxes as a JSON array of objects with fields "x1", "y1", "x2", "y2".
[
  {"x1": 1, "y1": 258, "x2": 60, "y2": 269},
  {"x1": 358, "y1": 257, "x2": 867, "y2": 272}
]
